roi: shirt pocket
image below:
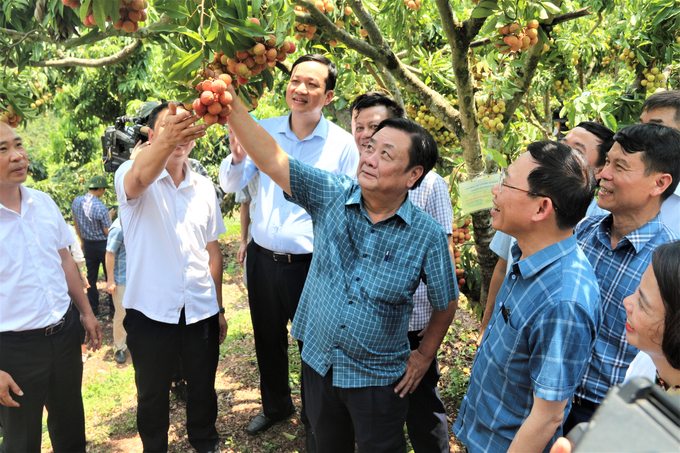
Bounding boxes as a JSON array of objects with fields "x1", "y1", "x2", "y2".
[
  {"x1": 489, "y1": 320, "x2": 525, "y2": 378},
  {"x1": 365, "y1": 256, "x2": 421, "y2": 305}
]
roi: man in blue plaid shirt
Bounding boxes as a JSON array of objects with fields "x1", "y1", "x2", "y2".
[
  {"x1": 225, "y1": 85, "x2": 458, "y2": 453},
  {"x1": 564, "y1": 123, "x2": 680, "y2": 433},
  {"x1": 453, "y1": 141, "x2": 601, "y2": 453}
]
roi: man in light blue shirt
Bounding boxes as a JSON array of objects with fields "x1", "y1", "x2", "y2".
[
  {"x1": 219, "y1": 54, "x2": 358, "y2": 441},
  {"x1": 454, "y1": 141, "x2": 601, "y2": 453}
]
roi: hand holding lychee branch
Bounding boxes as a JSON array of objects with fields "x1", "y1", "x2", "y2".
[{"x1": 155, "y1": 104, "x2": 207, "y2": 150}]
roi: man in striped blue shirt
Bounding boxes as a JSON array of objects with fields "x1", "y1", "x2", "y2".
[
  {"x1": 225, "y1": 85, "x2": 458, "y2": 452},
  {"x1": 453, "y1": 142, "x2": 601, "y2": 453},
  {"x1": 564, "y1": 123, "x2": 680, "y2": 433}
]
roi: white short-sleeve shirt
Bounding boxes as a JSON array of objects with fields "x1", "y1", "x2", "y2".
[
  {"x1": 115, "y1": 160, "x2": 226, "y2": 325},
  {"x1": 0, "y1": 185, "x2": 75, "y2": 331}
]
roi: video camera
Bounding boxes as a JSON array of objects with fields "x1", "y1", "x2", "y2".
[{"x1": 101, "y1": 116, "x2": 150, "y2": 173}]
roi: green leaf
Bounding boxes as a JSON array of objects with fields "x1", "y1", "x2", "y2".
[
  {"x1": 538, "y1": 8, "x2": 549, "y2": 20},
  {"x1": 168, "y1": 50, "x2": 203, "y2": 81},
  {"x1": 93, "y1": 1, "x2": 107, "y2": 32},
  {"x1": 79, "y1": 0, "x2": 91, "y2": 21},
  {"x1": 262, "y1": 65, "x2": 274, "y2": 91},
  {"x1": 155, "y1": 2, "x2": 190, "y2": 19},
  {"x1": 252, "y1": 0, "x2": 262, "y2": 17},
  {"x1": 282, "y1": 432, "x2": 296, "y2": 441},
  {"x1": 481, "y1": 15, "x2": 500, "y2": 34},
  {"x1": 206, "y1": 13, "x2": 220, "y2": 41},
  {"x1": 483, "y1": 148, "x2": 507, "y2": 167},
  {"x1": 479, "y1": 1, "x2": 500, "y2": 11},
  {"x1": 471, "y1": 8, "x2": 493, "y2": 19},
  {"x1": 235, "y1": 0, "x2": 248, "y2": 20},
  {"x1": 540, "y1": 2, "x2": 561, "y2": 14},
  {"x1": 218, "y1": 17, "x2": 267, "y2": 37},
  {"x1": 601, "y1": 112, "x2": 617, "y2": 131}
]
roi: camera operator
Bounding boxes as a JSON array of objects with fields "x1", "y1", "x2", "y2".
[{"x1": 114, "y1": 102, "x2": 227, "y2": 453}]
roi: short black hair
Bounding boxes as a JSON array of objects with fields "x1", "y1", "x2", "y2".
[
  {"x1": 612, "y1": 123, "x2": 680, "y2": 200},
  {"x1": 373, "y1": 118, "x2": 438, "y2": 189},
  {"x1": 353, "y1": 95, "x2": 406, "y2": 121},
  {"x1": 348, "y1": 91, "x2": 385, "y2": 120},
  {"x1": 290, "y1": 54, "x2": 337, "y2": 92},
  {"x1": 651, "y1": 240, "x2": 680, "y2": 369},
  {"x1": 526, "y1": 141, "x2": 596, "y2": 230},
  {"x1": 148, "y1": 100, "x2": 183, "y2": 131},
  {"x1": 574, "y1": 121, "x2": 615, "y2": 167},
  {"x1": 642, "y1": 90, "x2": 680, "y2": 124}
]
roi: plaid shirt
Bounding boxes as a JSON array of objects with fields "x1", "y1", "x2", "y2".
[
  {"x1": 574, "y1": 213, "x2": 677, "y2": 403},
  {"x1": 287, "y1": 158, "x2": 458, "y2": 388},
  {"x1": 408, "y1": 171, "x2": 454, "y2": 331},
  {"x1": 105, "y1": 218, "x2": 126, "y2": 286},
  {"x1": 453, "y1": 235, "x2": 601, "y2": 453},
  {"x1": 71, "y1": 193, "x2": 111, "y2": 241}
]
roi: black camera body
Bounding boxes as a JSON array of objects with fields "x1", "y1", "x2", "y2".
[{"x1": 101, "y1": 116, "x2": 150, "y2": 173}]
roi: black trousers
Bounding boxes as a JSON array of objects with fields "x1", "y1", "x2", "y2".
[
  {"x1": 406, "y1": 330, "x2": 450, "y2": 453},
  {"x1": 82, "y1": 239, "x2": 112, "y2": 314},
  {"x1": 124, "y1": 309, "x2": 220, "y2": 453},
  {"x1": 0, "y1": 306, "x2": 86, "y2": 453},
  {"x1": 563, "y1": 398, "x2": 599, "y2": 436},
  {"x1": 303, "y1": 362, "x2": 409, "y2": 453},
  {"x1": 246, "y1": 240, "x2": 311, "y2": 422}
]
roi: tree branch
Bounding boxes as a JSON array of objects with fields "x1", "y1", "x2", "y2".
[
  {"x1": 375, "y1": 62, "x2": 404, "y2": 108},
  {"x1": 364, "y1": 61, "x2": 386, "y2": 90},
  {"x1": 344, "y1": 0, "x2": 388, "y2": 51},
  {"x1": 0, "y1": 14, "x2": 171, "y2": 48},
  {"x1": 29, "y1": 39, "x2": 143, "y2": 68},
  {"x1": 292, "y1": 3, "x2": 385, "y2": 63},
  {"x1": 523, "y1": 99, "x2": 551, "y2": 139},
  {"x1": 586, "y1": 11, "x2": 603, "y2": 38}
]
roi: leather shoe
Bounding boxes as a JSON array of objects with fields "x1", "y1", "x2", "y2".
[
  {"x1": 246, "y1": 409, "x2": 294, "y2": 435},
  {"x1": 114, "y1": 349, "x2": 126, "y2": 364}
]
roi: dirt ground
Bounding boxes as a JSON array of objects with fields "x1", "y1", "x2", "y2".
[{"x1": 44, "y1": 236, "x2": 481, "y2": 453}]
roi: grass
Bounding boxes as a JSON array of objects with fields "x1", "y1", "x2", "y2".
[{"x1": 220, "y1": 214, "x2": 241, "y2": 240}]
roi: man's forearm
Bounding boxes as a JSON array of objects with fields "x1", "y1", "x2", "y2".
[
  {"x1": 59, "y1": 248, "x2": 94, "y2": 316},
  {"x1": 419, "y1": 300, "x2": 457, "y2": 359},
  {"x1": 226, "y1": 88, "x2": 291, "y2": 194},
  {"x1": 480, "y1": 258, "x2": 506, "y2": 335},
  {"x1": 508, "y1": 395, "x2": 568, "y2": 453},
  {"x1": 207, "y1": 241, "x2": 223, "y2": 307},
  {"x1": 105, "y1": 251, "x2": 115, "y2": 283},
  {"x1": 240, "y1": 200, "x2": 251, "y2": 245},
  {"x1": 126, "y1": 139, "x2": 177, "y2": 191}
]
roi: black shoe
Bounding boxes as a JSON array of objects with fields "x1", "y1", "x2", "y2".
[
  {"x1": 246, "y1": 409, "x2": 295, "y2": 435},
  {"x1": 114, "y1": 349, "x2": 126, "y2": 364}
]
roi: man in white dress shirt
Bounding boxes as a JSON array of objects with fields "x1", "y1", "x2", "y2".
[
  {"x1": 0, "y1": 121, "x2": 102, "y2": 452},
  {"x1": 115, "y1": 101, "x2": 226, "y2": 453},
  {"x1": 220, "y1": 54, "x2": 358, "y2": 442}
]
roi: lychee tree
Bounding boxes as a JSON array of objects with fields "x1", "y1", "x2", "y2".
[{"x1": 1, "y1": 0, "x2": 677, "y2": 310}]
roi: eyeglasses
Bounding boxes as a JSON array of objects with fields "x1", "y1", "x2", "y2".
[{"x1": 498, "y1": 167, "x2": 560, "y2": 212}]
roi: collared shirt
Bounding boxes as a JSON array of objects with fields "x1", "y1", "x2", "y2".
[
  {"x1": 574, "y1": 213, "x2": 677, "y2": 403},
  {"x1": 286, "y1": 158, "x2": 458, "y2": 388},
  {"x1": 67, "y1": 224, "x2": 85, "y2": 263},
  {"x1": 219, "y1": 114, "x2": 359, "y2": 254},
  {"x1": 71, "y1": 193, "x2": 111, "y2": 241},
  {"x1": 0, "y1": 185, "x2": 75, "y2": 331},
  {"x1": 660, "y1": 187, "x2": 680, "y2": 236},
  {"x1": 114, "y1": 160, "x2": 226, "y2": 324},
  {"x1": 106, "y1": 218, "x2": 126, "y2": 286},
  {"x1": 408, "y1": 171, "x2": 454, "y2": 331},
  {"x1": 453, "y1": 235, "x2": 601, "y2": 453}
]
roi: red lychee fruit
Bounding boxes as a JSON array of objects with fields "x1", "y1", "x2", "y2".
[
  {"x1": 248, "y1": 18, "x2": 261, "y2": 26},
  {"x1": 235, "y1": 50, "x2": 249, "y2": 60},
  {"x1": 202, "y1": 79, "x2": 214, "y2": 92},
  {"x1": 211, "y1": 79, "x2": 227, "y2": 94},
  {"x1": 193, "y1": 99, "x2": 207, "y2": 116},
  {"x1": 208, "y1": 102, "x2": 223, "y2": 115},
  {"x1": 203, "y1": 113, "x2": 218, "y2": 126},
  {"x1": 218, "y1": 91, "x2": 233, "y2": 106},
  {"x1": 244, "y1": 57, "x2": 256, "y2": 69},
  {"x1": 237, "y1": 75, "x2": 249, "y2": 85},
  {"x1": 122, "y1": 21, "x2": 135, "y2": 32},
  {"x1": 287, "y1": 42, "x2": 297, "y2": 54},
  {"x1": 253, "y1": 43, "x2": 266, "y2": 55},
  {"x1": 218, "y1": 74, "x2": 232, "y2": 86},
  {"x1": 200, "y1": 91, "x2": 215, "y2": 106},
  {"x1": 235, "y1": 63, "x2": 250, "y2": 77}
]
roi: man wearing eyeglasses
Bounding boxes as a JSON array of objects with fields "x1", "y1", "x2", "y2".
[{"x1": 453, "y1": 141, "x2": 602, "y2": 453}]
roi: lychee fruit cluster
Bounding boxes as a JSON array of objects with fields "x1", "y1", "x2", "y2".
[
  {"x1": 210, "y1": 23, "x2": 296, "y2": 86},
  {"x1": 188, "y1": 74, "x2": 234, "y2": 127},
  {"x1": 553, "y1": 79, "x2": 571, "y2": 96},
  {"x1": 453, "y1": 217, "x2": 472, "y2": 289},
  {"x1": 476, "y1": 98, "x2": 506, "y2": 132},
  {"x1": 407, "y1": 103, "x2": 458, "y2": 147},
  {"x1": 0, "y1": 104, "x2": 21, "y2": 129},
  {"x1": 494, "y1": 20, "x2": 539, "y2": 54},
  {"x1": 641, "y1": 66, "x2": 666, "y2": 92},
  {"x1": 403, "y1": 0, "x2": 422, "y2": 11},
  {"x1": 618, "y1": 48, "x2": 639, "y2": 71},
  {"x1": 61, "y1": 0, "x2": 147, "y2": 32}
]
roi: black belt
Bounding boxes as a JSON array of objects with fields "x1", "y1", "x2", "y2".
[
  {"x1": 254, "y1": 242, "x2": 312, "y2": 263},
  {"x1": 0, "y1": 304, "x2": 72, "y2": 337},
  {"x1": 573, "y1": 394, "x2": 599, "y2": 411}
]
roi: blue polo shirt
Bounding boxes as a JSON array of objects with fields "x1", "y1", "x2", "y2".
[
  {"x1": 574, "y1": 213, "x2": 677, "y2": 404},
  {"x1": 453, "y1": 235, "x2": 601, "y2": 453},
  {"x1": 286, "y1": 158, "x2": 458, "y2": 389}
]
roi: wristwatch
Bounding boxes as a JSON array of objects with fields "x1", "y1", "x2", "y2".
[{"x1": 218, "y1": 307, "x2": 225, "y2": 314}]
